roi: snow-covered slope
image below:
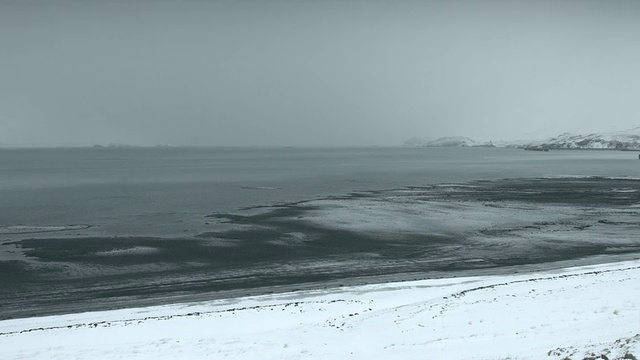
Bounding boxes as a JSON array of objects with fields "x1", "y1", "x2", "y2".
[
  {"x1": 402, "y1": 137, "x2": 434, "y2": 147},
  {"x1": 2, "y1": 259, "x2": 639, "y2": 360},
  {"x1": 520, "y1": 128, "x2": 640, "y2": 150},
  {"x1": 427, "y1": 136, "x2": 478, "y2": 147},
  {"x1": 408, "y1": 136, "x2": 480, "y2": 147},
  {"x1": 404, "y1": 127, "x2": 640, "y2": 150}
]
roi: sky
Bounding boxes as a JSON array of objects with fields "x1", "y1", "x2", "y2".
[{"x1": 1, "y1": 0, "x2": 640, "y2": 147}]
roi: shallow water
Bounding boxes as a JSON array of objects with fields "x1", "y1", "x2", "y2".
[
  {"x1": 1, "y1": 147, "x2": 640, "y2": 319},
  {"x1": 1, "y1": 146, "x2": 638, "y2": 236}
]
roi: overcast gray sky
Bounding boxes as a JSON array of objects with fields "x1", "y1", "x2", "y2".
[{"x1": 1, "y1": 0, "x2": 639, "y2": 146}]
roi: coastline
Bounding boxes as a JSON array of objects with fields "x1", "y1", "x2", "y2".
[
  {"x1": 4, "y1": 176, "x2": 640, "y2": 321},
  {"x1": 2, "y1": 256, "x2": 639, "y2": 359},
  {"x1": 2, "y1": 251, "x2": 638, "y2": 320}
]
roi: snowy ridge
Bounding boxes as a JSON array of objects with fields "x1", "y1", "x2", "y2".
[
  {"x1": 404, "y1": 126, "x2": 640, "y2": 150},
  {"x1": 522, "y1": 127, "x2": 640, "y2": 150},
  {"x1": 2, "y1": 259, "x2": 639, "y2": 359},
  {"x1": 425, "y1": 136, "x2": 478, "y2": 147},
  {"x1": 404, "y1": 136, "x2": 483, "y2": 147},
  {"x1": 402, "y1": 137, "x2": 434, "y2": 147}
]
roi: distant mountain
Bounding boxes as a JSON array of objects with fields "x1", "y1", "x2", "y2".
[
  {"x1": 403, "y1": 137, "x2": 434, "y2": 147},
  {"x1": 404, "y1": 127, "x2": 640, "y2": 150},
  {"x1": 405, "y1": 136, "x2": 483, "y2": 147},
  {"x1": 519, "y1": 127, "x2": 640, "y2": 150},
  {"x1": 428, "y1": 136, "x2": 478, "y2": 147}
]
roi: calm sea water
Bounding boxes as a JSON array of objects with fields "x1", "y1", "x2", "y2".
[{"x1": 1, "y1": 146, "x2": 639, "y2": 238}]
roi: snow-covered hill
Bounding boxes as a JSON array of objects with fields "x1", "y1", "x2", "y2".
[
  {"x1": 404, "y1": 127, "x2": 640, "y2": 150},
  {"x1": 521, "y1": 127, "x2": 640, "y2": 150},
  {"x1": 402, "y1": 137, "x2": 433, "y2": 147},
  {"x1": 2, "y1": 259, "x2": 639, "y2": 359},
  {"x1": 404, "y1": 136, "x2": 481, "y2": 147}
]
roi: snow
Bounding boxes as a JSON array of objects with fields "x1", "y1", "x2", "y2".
[
  {"x1": 403, "y1": 126, "x2": 640, "y2": 149},
  {"x1": 423, "y1": 136, "x2": 479, "y2": 147},
  {"x1": 94, "y1": 246, "x2": 161, "y2": 257},
  {"x1": 0, "y1": 225, "x2": 90, "y2": 235},
  {"x1": 403, "y1": 137, "x2": 434, "y2": 146},
  {"x1": 2, "y1": 259, "x2": 639, "y2": 359},
  {"x1": 522, "y1": 127, "x2": 640, "y2": 150},
  {"x1": 403, "y1": 136, "x2": 481, "y2": 147},
  {"x1": 299, "y1": 197, "x2": 571, "y2": 238}
]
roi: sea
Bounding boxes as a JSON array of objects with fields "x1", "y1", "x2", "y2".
[{"x1": 1, "y1": 146, "x2": 640, "y2": 319}]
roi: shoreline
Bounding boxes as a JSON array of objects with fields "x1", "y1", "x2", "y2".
[
  {"x1": 2, "y1": 256, "x2": 639, "y2": 359},
  {"x1": 3, "y1": 251, "x2": 638, "y2": 321},
  {"x1": 4, "y1": 176, "x2": 640, "y2": 321}
]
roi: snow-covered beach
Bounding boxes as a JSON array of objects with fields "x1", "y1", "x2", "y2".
[{"x1": 2, "y1": 258, "x2": 639, "y2": 360}]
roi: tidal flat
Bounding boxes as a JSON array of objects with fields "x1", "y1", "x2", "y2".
[{"x1": 2, "y1": 176, "x2": 640, "y2": 320}]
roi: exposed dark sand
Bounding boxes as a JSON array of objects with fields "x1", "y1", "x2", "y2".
[{"x1": 2, "y1": 177, "x2": 640, "y2": 320}]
